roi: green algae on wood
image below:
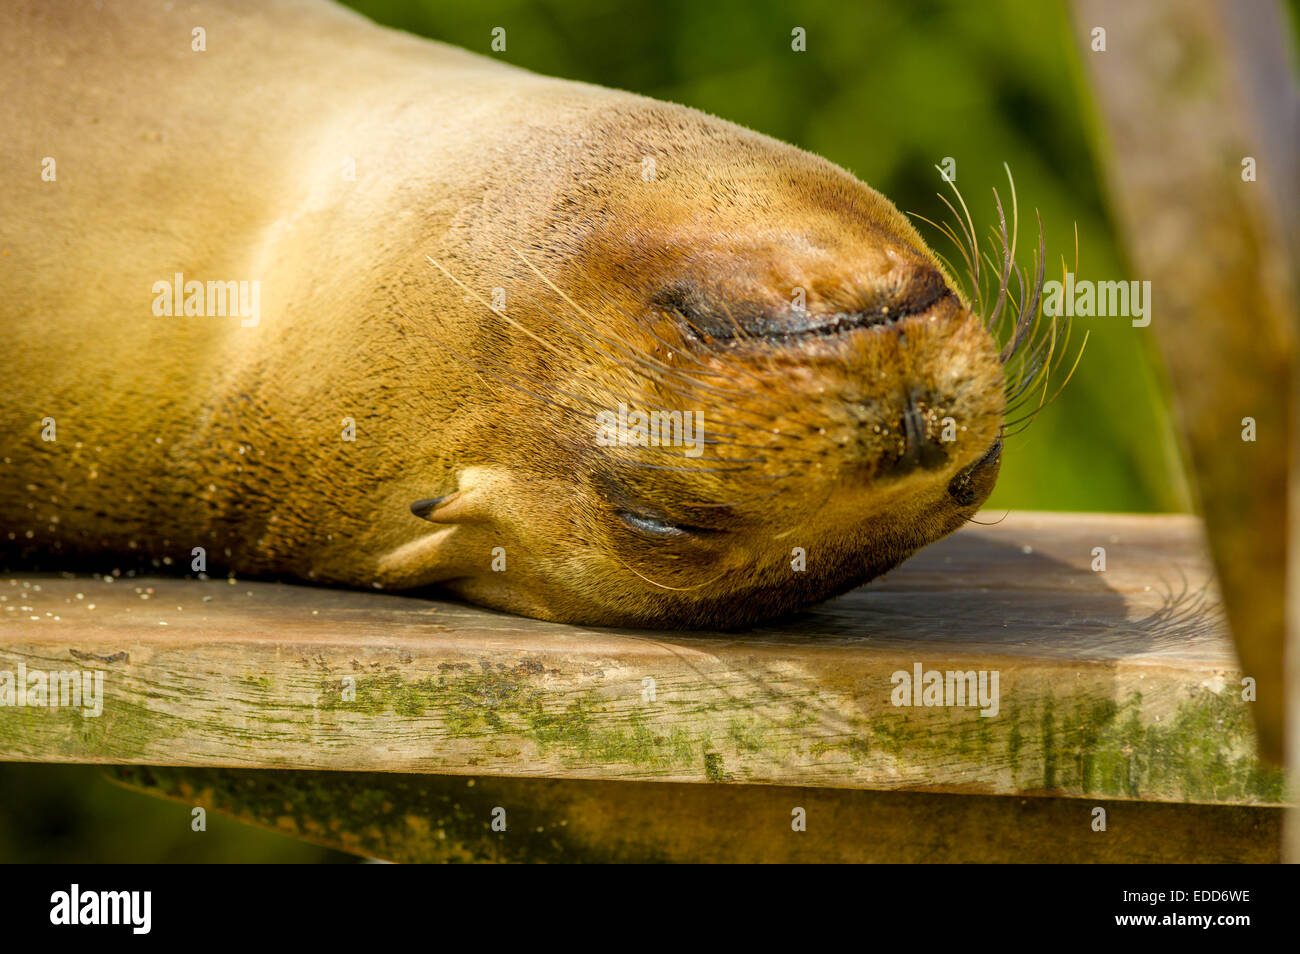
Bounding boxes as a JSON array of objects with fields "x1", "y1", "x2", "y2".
[{"x1": 0, "y1": 513, "x2": 1287, "y2": 806}]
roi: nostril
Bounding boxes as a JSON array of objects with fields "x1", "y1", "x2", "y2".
[
  {"x1": 947, "y1": 438, "x2": 1003, "y2": 507},
  {"x1": 900, "y1": 393, "x2": 948, "y2": 472}
]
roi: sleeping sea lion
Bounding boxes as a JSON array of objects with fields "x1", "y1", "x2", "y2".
[{"x1": 0, "y1": 0, "x2": 1049, "y2": 627}]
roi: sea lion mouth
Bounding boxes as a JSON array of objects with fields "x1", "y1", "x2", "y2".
[
  {"x1": 655, "y1": 268, "x2": 954, "y2": 342},
  {"x1": 759, "y1": 283, "x2": 956, "y2": 341}
]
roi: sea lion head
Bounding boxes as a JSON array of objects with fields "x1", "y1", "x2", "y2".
[{"x1": 402, "y1": 101, "x2": 1045, "y2": 627}]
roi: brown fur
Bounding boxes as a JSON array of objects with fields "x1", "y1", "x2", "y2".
[{"x1": 0, "y1": 0, "x2": 1005, "y2": 627}]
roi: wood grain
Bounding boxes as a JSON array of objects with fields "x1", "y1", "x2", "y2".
[
  {"x1": 0, "y1": 512, "x2": 1284, "y2": 805},
  {"x1": 1071, "y1": 0, "x2": 1297, "y2": 765}
]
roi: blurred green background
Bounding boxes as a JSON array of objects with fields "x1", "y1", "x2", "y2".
[{"x1": 4, "y1": 0, "x2": 1223, "y2": 862}]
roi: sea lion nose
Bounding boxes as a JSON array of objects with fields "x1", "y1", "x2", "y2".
[
  {"x1": 881, "y1": 391, "x2": 950, "y2": 477},
  {"x1": 901, "y1": 392, "x2": 949, "y2": 471}
]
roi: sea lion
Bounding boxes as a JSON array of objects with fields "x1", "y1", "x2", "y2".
[{"x1": 0, "y1": 0, "x2": 1042, "y2": 627}]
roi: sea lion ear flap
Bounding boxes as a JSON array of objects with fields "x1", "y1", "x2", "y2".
[
  {"x1": 375, "y1": 522, "x2": 473, "y2": 586},
  {"x1": 406, "y1": 466, "x2": 504, "y2": 525},
  {"x1": 409, "y1": 492, "x2": 479, "y2": 523},
  {"x1": 378, "y1": 467, "x2": 509, "y2": 586}
]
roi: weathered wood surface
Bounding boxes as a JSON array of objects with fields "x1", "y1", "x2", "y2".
[
  {"x1": 110, "y1": 766, "x2": 1281, "y2": 864},
  {"x1": 0, "y1": 512, "x2": 1285, "y2": 805},
  {"x1": 1071, "y1": 0, "x2": 1297, "y2": 766}
]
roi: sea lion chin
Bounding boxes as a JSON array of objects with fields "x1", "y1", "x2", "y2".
[{"x1": 1, "y1": 0, "x2": 1017, "y2": 629}]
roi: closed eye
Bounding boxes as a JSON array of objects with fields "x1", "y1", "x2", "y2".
[{"x1": 615, "y1": 509, "x2": 720, "y2": 540}]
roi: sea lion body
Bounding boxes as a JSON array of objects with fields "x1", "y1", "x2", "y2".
[{"x1": 0, "y1": 0, "x2": 1005, "y2": 627}]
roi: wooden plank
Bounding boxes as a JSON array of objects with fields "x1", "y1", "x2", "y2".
[
  {"x1": 109, "y1": 766, "x2": 1281, "y2": 864},
  {"x1": 0, "y1": 512, "x2": 1285, "y2": 805},
  {"x1": 1070, "y1": 0, "x2": 1297, "y2": 764}
]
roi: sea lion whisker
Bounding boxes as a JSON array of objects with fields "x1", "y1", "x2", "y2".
[
  {"x1": 408, "y1": 327, "x2": 589, "y2": 409},
  {"x1": 1004, "y1": 353, "x2": 1052, "y2": 403},
  {"x1": 979, "y1": 245, "x2": 1016, "y2": 343},
  {"x1": 460, "y1": 361, "x2": 597, "y2": 419},
  {"x1": 995, "y1": 221, "x2": 1028, "y2": 351},
  {"x1": 421, "y1": 335, "x2": 666, "y2": 432},
  {"x1": 936, "y1": 169, "x2": 982, "y2": 269},
  {"x1": 1002, "y1": 329, "x2": 1088, "y2": 431},
  {"x1": 712, "y1": 297, "x2": 761, "y2": 350},
  {"x1": 565, "y1": 267, "x2": 761, "y2": 384},
  {"x1": 927, "y1": 247, "x2": 965, "y2": 293},
  {"x1": 425, "y1": 255, "x2": 570, "y2": 362},
  {"x1": 411, "y1": 310, "x2": 760, "y2": 444},
  {"x1": 977, "y1": 232, "x2": 1001, "y2": 317},
  {"x1": 659, "y1": 338, "x2": 787, "y2": 413},
  {"x1": 1013, "y1": 291, "x2": 1077, "y2": 394},
  {"x1": 973, "y1": 173, "x2": 1019, "y2": 338},
  {"x1": 936, "y1": 188, "x2": 982, "y2": 315},
  {"x1": 520, "y1": 270, "x2": 722, "y2": 388},
  {"x1": 457, "y1": 366, "x2": 678, "y2": 455},
  {"x1": 1012, "y1": 230, "x2": 1086, "y2": 405},
  {"x1": 1024, "y1": 308, "x2": 1059, "y2": 419},
  {"x1": 1000, "y1": 417, "x2": 1042, "y2": 439},
  {"x1": 1004, "y1": 375, "x2": 1043, "y2": 407},
  {"x1": 923, "y1": 169, "x2": 1081, "y2": 442},
  {"x1": 998, "y1": 215, "x2": 1046, "y2": 364},
  {"x1": 632, "y1": 294, "x2": 788, "y2": 405},
  {"x1": 610, "y1": 555, "x2": 730, "y2": 593},
  {"x1": 593, "y1": 345, "x2": 783, "y2": 430},
  {"x1": 510, "y1": 246, "x2": 770, "y2": 405},
  {"x1": 389, "y1": 306, "x2": 591, "y2": 418},
  {"x1": 909, "y1": 209, "x2": 987, "y2": 324},
  {"x1": 614, "y1": 460, "x2": 761, "y2": 474},
  {"x1": 932, "y1": 195, "x2": 982, "y2": 312},
  {"x1": 1003, "y1": 312, "x2": 1063, "y2": 406},
  {"x1": 908, "y1": 211, "x2": 962, "y2": 251},
  {"x1": 1001, "y1": 162, "x2": 1021, "y2": 274},
  {"x1": 1000, "y1": 247, "x2": 1081, "y2": 409},
  {"x1": 982, "y1": 188, "x2": 1015, "y2": 335},
  {"x1": 925, "y1": 169, "x2": 1047, "y2": 378},
  {"x1": 960, "y1": 510, "x2": 1011, "y2": 527},
  {"x1": 520, "y1": 276, "x2": 785, "y2": 426},
  {"x1": 1002, "y1": 294, "x2": 1058, "y2": 385},
  {"x1": 909, "y1": 209, "x2": 983, "y2": 312}
]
